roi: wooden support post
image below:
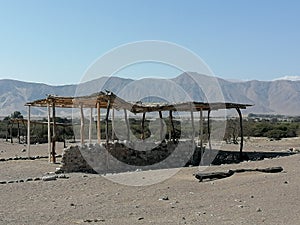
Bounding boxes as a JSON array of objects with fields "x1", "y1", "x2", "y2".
[
  {"x1": 236, "y1": 107, "x2": 244, "y2": 160},
  {"x1": 89, "y1": 107, "x2": 93, "y2": 144},
  {"x1": 199, "y1": 109, "x2": 204, "y2": 157},
  {"x1": 124, "y1": 109, "x2": 130, "y2": 141},
  {"x1": 159, "y1": 111, "x2": 163, "y2": 141},
  {"x1": 105, "y1": 100, "x2": 111, "y2": 171},
  {"x1": 111, "y1": 108, "x2": 115, "y2": 141},
  {"x1": 191, "y1": 109, "x2": 195, "y2": 142},
  {"x1": 141, "y1": 112, "x2": 146, "y2": 140},
  {"x1": 51, "y1": 103, "x2": 56, "y2": 163},
  {"x1": 169, "y1": 110, "x2": 175, "y2": 141},
  {"x1": 80, "y1": 105, "x2": 85, "y2": 145},
  {"x1": 97, "y1": 102, "x2": 101, "y2": 144},
  {"x1": 27, "y1": 106, "x2": 31, "y2": 157},
  {"x1": 105, "y1": 99, "x2": 111, "y2": 145},
  {"x1": 47, "y1": 103, "x2": 51, "y2": 162},
  {"x1": 207, "y1": 109, "x2": 212, "y2": 151},
  {"x1": 190, "y1": 106, "x2": 195, "y2": 163},
  {"x1": 191, "y1": 107, "x2": 195, "y2": 146}
]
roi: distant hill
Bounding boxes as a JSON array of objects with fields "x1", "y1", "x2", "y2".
[
  {"x1": 0, "y1": 79, "x2": 77, "y2": 116},
  {"x1": 1, "y1": 73, "x2": 300, "y2": 117}
]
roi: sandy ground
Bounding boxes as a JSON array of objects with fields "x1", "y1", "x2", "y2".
[{"x1": 0, "y1": 138, "x2": 300, "y2": 225}]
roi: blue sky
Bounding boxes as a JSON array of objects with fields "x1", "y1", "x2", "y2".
[{"x1": 0, "y1": 0, "x2": 300, "y2": 84}]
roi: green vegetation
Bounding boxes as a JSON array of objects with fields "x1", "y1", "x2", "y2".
[
  {"x1": 1, "y1": 111, "x2": 299, "y2": 144},
  {"x1": 243, "y1": 119, "x2": 299, "y2": 140},
  {"x1": 0, "y1": 111, "x2": 74, "y2": 144}
]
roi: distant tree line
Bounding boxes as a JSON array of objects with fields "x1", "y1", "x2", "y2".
[
  {"x1": 0, "y1": 111, "x2": 299, "y2": 144},
  {"x1": 0, "y1": 111, "x2": 74, "y2": 144},
  {"x1": 225, "y1": 118, "x2": 299, "y2": 141},
  {"x1": 243, "y1": 118, "x2": 299, "y2": 140}
]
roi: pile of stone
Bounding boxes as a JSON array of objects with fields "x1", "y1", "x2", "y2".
[
  {"x1": 57, "y1": 140, "x2": 197, "y2": 174},
  {"x1": 58, "y1": 145, "x2": 96, "y2": 173}
]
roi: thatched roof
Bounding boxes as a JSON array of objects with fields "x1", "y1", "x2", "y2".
[{"x1": 25, "y1": 91, "x2": 252, "y2": 113}]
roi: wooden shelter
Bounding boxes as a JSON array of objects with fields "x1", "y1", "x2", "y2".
[{"x1": 25, "y1": 91, "x2": 252, "y2": 163}]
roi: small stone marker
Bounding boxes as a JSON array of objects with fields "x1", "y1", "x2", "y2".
[
  {"x1": 42, "y1": 175, "x2": 57, "y2": 181},
  {"x1": 159, "y1": 196, "x2": 169, "y2": 201},
  {"x1": 58, "y1": 174, "x2": 69, "y2": 179}
]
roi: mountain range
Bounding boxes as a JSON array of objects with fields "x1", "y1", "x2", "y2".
[{"x1": 1, "y1": 72, "x2": 300, "y2": 117}]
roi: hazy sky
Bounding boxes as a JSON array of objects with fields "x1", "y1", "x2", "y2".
[{"x1": 0, "y1": 0, "x2": 300, "y2": 84}]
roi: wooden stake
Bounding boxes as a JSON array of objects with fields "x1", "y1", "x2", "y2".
[
  {"x1": 80, "y1": 105, "x2": 85, "y2": 145},
  {"x1": 190, "y1": 106, "x2": 195, "y2": 163},
  {"x1": 191, "y1": 108, "x2": 195, "y2": 140},
  {"x1": 105, "y1": 99, "x2": 111, "y2": 145},
  {"x1": 89, "y1": 107, "x2": 93, "y2": 144},
  {"x1": 169, "y1": 111, "x2": 175, "y2": 141},
  {"x1": 141, "y1": 112, "x2": 146, "y2": 140},
  {"x1": 27, "y1": 106, "x2": 31, "y2": 157},
  {"x1": 111, "y1": 108, "x2": 115, "y2": 141},
  {"x1": 105, "y1": 99, "x2": 111, "y2": 171},
  {"x1": 207, "y1": 109, "x2": 212, "y2": 151},
  {"x1": 190, "y1": 107, "x2": 195, "y2": 146},
  {"x1": 47, "y1": 103, "x2": 51, "y2": 162},
  {"x1": 97, "y1": 102, "x2": 101, "y2": 144},
  {"x1": 124, "y1": 109, "x2": 130, "y2": 141},
  {"x1": 159, "y1": 111, "x2": 163, "y2": 141},
  {"x1": 199, "y1": 109, "x2": 204, "y2": 157},
  {"x1": 236, "y1": 107, "x2": 244, "y2": 160},
  {"x1": 52, "y1": 103, "x2": 56, "y2": 163}
]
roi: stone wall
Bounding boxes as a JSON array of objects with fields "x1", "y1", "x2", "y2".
[
  {"x1": 58, "y1": 140, "x2": 199, "y2": 174},
  {"x1": 58, "y1": 145, "x2": 96, "y2": 173},
  {"x1": 58, "y1": 141, "x2": 296, "y2": 174}
]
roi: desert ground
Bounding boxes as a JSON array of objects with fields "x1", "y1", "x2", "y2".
[{"x1": 0, "y1": 137, "x2": 300, "y2": 225}]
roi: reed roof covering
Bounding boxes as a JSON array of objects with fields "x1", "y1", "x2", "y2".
[{"x1": 25, "y1": 91, "x2": 252, "y2": 113}]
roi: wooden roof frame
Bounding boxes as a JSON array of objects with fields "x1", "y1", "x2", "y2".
[{"x1": 25, "y1": 91, "x2": 252, "y2": 113}]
